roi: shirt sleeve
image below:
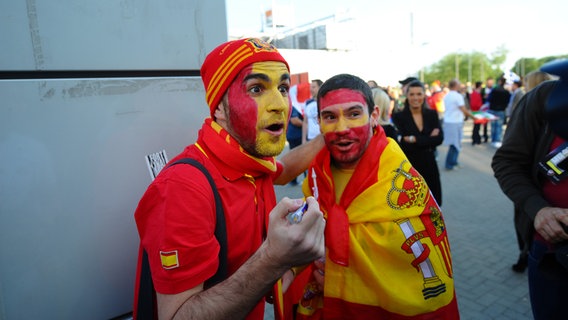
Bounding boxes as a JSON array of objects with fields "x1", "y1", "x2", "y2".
[{"x1": 135, "y1": 163, "x2": 219, "y2": 294}]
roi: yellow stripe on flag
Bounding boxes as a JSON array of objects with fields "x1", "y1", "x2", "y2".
[{"x1": 273, "y1": 279, "x2": 285, "y2": 320}]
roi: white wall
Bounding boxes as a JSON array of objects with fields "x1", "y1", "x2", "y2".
[{"x1": 0, "y1": 1, "x2": 226, "y2": 318}]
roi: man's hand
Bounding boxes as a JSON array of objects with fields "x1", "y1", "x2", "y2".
[
  {"x1": 534, "y1": 207, "x2": 568, "y2": 243},
  {"x1": 281, "y1": 269, "x2": 295, "y2": 293},
  {"x1": 264, "y1": 197, "x2": 326, "y2": 269},
  {"x1": 312, "y1": 258, "x2": 325, "y2": 292}
]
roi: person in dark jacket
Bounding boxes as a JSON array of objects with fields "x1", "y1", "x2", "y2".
[
  {"x1": 492, "y1": 70, "x2": 568, "y2": 319},
  {"x1": 392, "y1": 80, "x2": 444, "y2": 205},
  {"x1": 487, "y1": 76, "x2": 511, "y2": 148}
]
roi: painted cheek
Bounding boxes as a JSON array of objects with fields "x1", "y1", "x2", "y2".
[
  {"x1": 348, "y1": 115, "x2": 369, "y2": 128},
  {"x1": 320, "y1": 121, "x2": 335, "y2": 134},
  {"x1": 227, "y1": 80, "x2": 259, "y2": 144},
  {"x1": 254, "y1": 91, "x2": 290, "y2": 155},
  {"x1": 351, "y1": 125, "x2": 371, "y2": 144}
]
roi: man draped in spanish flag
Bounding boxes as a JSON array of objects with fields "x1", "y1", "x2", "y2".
[{"x1": 297, "y1": 74, "x2": 459, "y2": 319}]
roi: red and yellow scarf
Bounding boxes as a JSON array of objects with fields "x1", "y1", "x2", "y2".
[
  {"x1": 198, "y1": 119, "x2": 289, "y2": 319},
  {"x1": 198, "y1": 118, "x2": 278, "y2": 178}
]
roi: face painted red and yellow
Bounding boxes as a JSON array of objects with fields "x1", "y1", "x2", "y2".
[
  {"x1": 319, "y1": 88, "x2": 373, "y2": 169},
  {"x1": 222, "y1": 61, "x2": 291, "y2": 157}
]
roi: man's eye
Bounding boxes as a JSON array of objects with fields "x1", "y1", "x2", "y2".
[
  {"x1": 249, "y1": 86, "x2": 262, "y2": 94},
  {"x1": 279, "y1": 85, "x2": 290, "y2": 95}
]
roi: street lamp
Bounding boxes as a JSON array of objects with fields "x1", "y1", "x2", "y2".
[
  {"x1": 455, "y1": 54, "x2": 459, "y2": 80},
  {"x1": 419, "y1": 42, "x2": 429, "y2": 83},
  {"x1": 468, "y1": 53, "x2": 472, "y2": 84}
]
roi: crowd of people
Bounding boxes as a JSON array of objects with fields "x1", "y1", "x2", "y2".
[{"x1": 132, "y1": 37, "x2": 566, "y2": 320}]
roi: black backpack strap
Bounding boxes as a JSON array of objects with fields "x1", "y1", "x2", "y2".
[
  {"x1": 136, "y1": 158, "x2": 227, "y2": 319},
  {"x1": 169, "y1": 158, "x2": 228, "y2": 288},
  {"x1": 136, "y1": 249, "x2": 156, "y2": 320}
]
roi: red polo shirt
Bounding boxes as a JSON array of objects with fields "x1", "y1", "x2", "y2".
[{"x1": 135, "y1": 140, "x2": 282, "y2": 319}]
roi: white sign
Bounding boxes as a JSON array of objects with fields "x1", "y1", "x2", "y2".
[{"x1": 145, "y1": 149, "x2": 169, "y2": 181}]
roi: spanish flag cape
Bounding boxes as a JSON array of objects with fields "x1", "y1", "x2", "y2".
[{"x1": 298, "y1": 128, "x2": 459, "y2": 319}]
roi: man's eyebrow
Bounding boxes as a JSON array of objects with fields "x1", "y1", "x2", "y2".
[
  {"x1": 243, "y1": 73, "x2": 270, "y2": 82},
  {"x1": 242, "y1": 72, "x2": 290, "y2": 83},
  {"x1": 347, "y1": 104, "x2": 365, "y2": 111},
  {"x1": 320, "y1": 104, "x2": 364, "y2": 115}
]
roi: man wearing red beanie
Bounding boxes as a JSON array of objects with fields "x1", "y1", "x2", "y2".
[{"x1": 134, "y1": 38, "x2": 325, "y2": 320}]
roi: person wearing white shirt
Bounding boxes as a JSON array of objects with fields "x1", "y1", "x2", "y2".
[
  {"x1": 443, "y1": 79, "x2": 474, "y2": 170},
  {"x1": 302, "y1": 79, "x2": 323, "y2": 143}
]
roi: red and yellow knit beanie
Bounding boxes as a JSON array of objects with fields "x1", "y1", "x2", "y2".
[{"x1": 200, "y1": 38, "x2": 289, "y2": 117}]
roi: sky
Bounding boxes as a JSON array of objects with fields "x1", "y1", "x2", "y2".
[{"x1": 226, "y1": 0, "x2": 567, "y2": 84}]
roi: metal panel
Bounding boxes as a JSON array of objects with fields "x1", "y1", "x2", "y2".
[
  {"x1": 0, "y1": 0, "x2": 227, "y2": 318},
  {"x1": 0, "y1": 77, "x2": 209, "y2": 319},
  {"x1": 0, "y1": 0, "x2": 227, "y2": 70}
]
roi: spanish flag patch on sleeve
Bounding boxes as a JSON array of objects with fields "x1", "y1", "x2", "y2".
[{"x1": 160, "y1": 250, "x2": 179, "y2": 269}]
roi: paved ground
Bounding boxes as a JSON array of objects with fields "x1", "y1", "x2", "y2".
[{"x1": 266, "y1": 121, "x2": 533, "y2": 319}]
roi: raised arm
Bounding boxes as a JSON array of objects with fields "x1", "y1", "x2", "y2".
[
  {"x1": 156, "y1": 197, "x2": 325, "y2": 320},
  {"x1": 274, "y1": 135, "x2": 324, "y2": 185}
]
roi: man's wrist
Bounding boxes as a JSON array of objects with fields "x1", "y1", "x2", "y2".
[{"x1": 257, "y1": 241, "x2": 292, "y2": 276}]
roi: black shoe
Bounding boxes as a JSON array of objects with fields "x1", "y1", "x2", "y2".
[
  {"x1": 512, "y1": 255, "x2": 528, "y2": 273},
  {"x1": 289, "y1": 179, "x2": 298, "y2": 186}
]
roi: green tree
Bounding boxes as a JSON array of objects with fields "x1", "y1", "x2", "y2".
[
  {"x1": 512, "y1": 54, "x2": 568, "y2": 76},
  {"x1": 419, "y1": 46, "x2": 566, "y2": 87},
  {"x1": 421, "y1": 51, "x2": 503, "y2": 86}
]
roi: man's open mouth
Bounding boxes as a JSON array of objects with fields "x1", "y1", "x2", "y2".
[
  {"x1": 333, "y1": 139, "x2": 357, "y2": 150},
  {"x1": 266, "y1": 123, "x2": 284, "y2": 133}
]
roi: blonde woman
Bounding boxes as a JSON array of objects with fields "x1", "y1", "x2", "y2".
[
  {"x1": 524, "y1": 70, "x2": 555, "y2": 91},
  {"x1": 371, "y1": 87, "x2": 398, "y2": 140}
]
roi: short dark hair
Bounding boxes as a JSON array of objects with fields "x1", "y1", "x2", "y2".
[
  {"x1": 317, "y1": 74, "x2": 375, "y2": 114},
  {"x1": 399, "y1": 76, "x2": 418, "y2": 86},
  {"x1": 406, "y1": 79, "x2": 425, "y2": 91}
]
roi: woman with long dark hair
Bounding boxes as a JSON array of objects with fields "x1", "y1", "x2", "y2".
[{"x1": 392, "y1": 80, "x2": 444, "y2": 205}]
